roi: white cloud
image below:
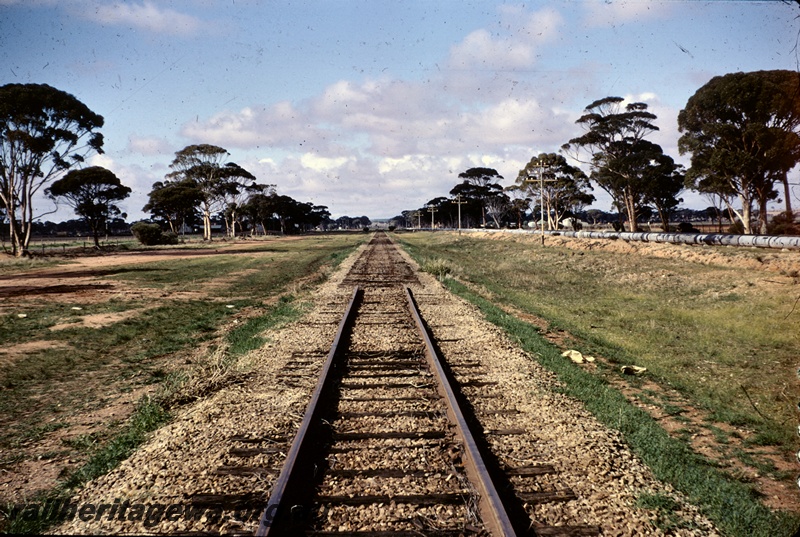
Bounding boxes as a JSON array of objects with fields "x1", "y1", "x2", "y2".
[
  {"x1": 81, "y1": 1, "x2": 206, "y2": 36},
  {"x1": 180, "y1": 68, "x2": 582, "y2": 217},
  {"x1": 447, "y1": 6, "x2": 562, "y2": 72},
  {"x1": 180, "y1": 102, "x2": 337, "y2": 151},
  {"x1": 300, "y1": 153, "x2": 352, "y2": 172}
]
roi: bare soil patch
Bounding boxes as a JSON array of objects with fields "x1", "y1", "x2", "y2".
[
  {"x1": 0, "y1": 340, "x2": 72, "y2": 370},
  {"x1": 49, "y1": 309, "x2": 149, "y2": 331}
]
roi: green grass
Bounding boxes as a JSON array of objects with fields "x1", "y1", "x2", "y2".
[
  {"x1": 226, "y1": 294, "x2": 307, "y2": 358},
  {"x1": 60, "y1": 397, "x2": 169, "y2": 491},
  {"x1": 396, "y1": 232, "x2": 800, "y2": 537},
  {"x1": 0, "y1": 256, "x2": 63, "y2": 276},
  {"x1": 443, "y1": 276, "x2": 799, "y2": 537},
  {"x1": 2, "y1": 397, "x2": 170, "y2": 535}
]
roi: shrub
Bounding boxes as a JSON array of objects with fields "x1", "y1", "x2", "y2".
[
  {"x1": 131, "y1": 222, "x2": 164, "y2": 245},
  {"x1": 767, "y1": 212, "x2": 800, "y2": 236},
  {"x1": 161, "y1": 231, "x2": 179, "y2": 245}
]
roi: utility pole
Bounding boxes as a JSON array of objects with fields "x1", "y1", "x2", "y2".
[
  {"x1": 427, "y1": 205, "x2": 438, "y2": 230},
  {"x1": 524, "y1": 158, "x2": 555, "y2": 246},
  {"x1": 452, "y1": 194, "x2": 467, "y2": 235}
]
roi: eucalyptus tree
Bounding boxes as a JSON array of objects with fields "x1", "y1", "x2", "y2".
[
  {"x1": 515, "y1": 153, "x2": 594, "y2": 230},
  {"x1": 143, "y1": 178, "x2": 203, "y2": 234},
  {"x1": 243, "y1": 191, "x2": 329, "y2": 234},
  {"x1": 563, "y1": 97, "x2": 665, "y2": 232},
  {"x1": 166, "y1": 144, "x2": 255, "y2": 240},
  {"x1": 448, "y1": 182, "x2": 485, "y2": 227},
  {"x1": 218, "y1": 165, "x2": 261, "y2": 237},
  {"x1": 678, "y1": 70, "x2": 800, "y2": 234},
  {"x1": 423, "y1": 196, "x2": 454, "y2": 228},
  {"x1": 456, "y1": 167, "x2": 505, "y2": 227},
  {"x1": 0, "y1": 83, "x2": 104, "y2": 255},
  {"x1": 641, "y1": 155, "x2": 685, "y2": 232},
  {"x1": 227, "y1": 183, "x2": 274, "y2": 236},
  {"x1": 47, "y1": 166, "x2": 130, "y2": 248},
  {"x1": 504, "y1": 187, "x2": 532, "y2": 229},
  {"x1": 241, "y1": 191, "x2": 277, "y2": 235}
]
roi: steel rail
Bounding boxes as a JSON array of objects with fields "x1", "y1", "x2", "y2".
[
  {"x1": 405, "y1": 286, "x2": 517, "y2": 537},
  {"x1": 256, "y1": 286, "x2": 362, "y2": 536},
  {"x1": 258, "y1": 284, "x2": 517, "y2": 535}
]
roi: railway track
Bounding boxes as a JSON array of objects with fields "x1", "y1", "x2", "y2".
[
  {"x1": 53, "y1": 232, "x2": 721, "y2": 536},
  {"x1": 207, "y1": 233, "x2": 596, "y2": 536}
]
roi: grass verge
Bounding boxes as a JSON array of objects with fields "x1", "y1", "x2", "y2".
[{"x1": 442, "y1": 276, "x2": 799, "y2": 537}]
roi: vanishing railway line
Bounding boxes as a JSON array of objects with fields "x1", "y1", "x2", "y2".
[{"x1": 197, "y1": 233, "x2": 600, "y2": 536}]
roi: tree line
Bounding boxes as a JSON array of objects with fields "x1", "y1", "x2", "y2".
[
  {"x1": 142, "y1": 143, "x2": 332, "y2": 241},
  {"x1": 0, "y1": 84, "x2": 336, "y2": 255},
  {"x1": 2, "y1": 70, "x2": 799, "y2": 255},
  {"x1": 394, "y1": 70, "x2": 800, "y2": 235}
]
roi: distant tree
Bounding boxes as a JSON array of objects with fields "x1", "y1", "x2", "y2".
[
  {"x1": 220, "y1": 166, "x2": 262, "y2": 237},
  {"x1": 448, "y1": 183, "x2": 483, "y2": 227},
  {"x1": 581, "y1": 208, "x2": 622, "y2": 227},
  {"x1": 0, "y1": 83, "x2": 104, "y2": 256},
  {"x1": 47, "y1": 166, "x2": 131, "y2": 248},
  {"x1": 563, "y1": 97, "x2": 663, "y2": 232},
  {"x1": 334, "y1": 215, "x2": 352, "y2": 230},
  {"x1": 423, "y1": 197, "x2": 452, "y2": 228},
  {"x1": 456, "y1": 167, "x2": 504, "y2": 226},
  {"x1": 144, "y1": 178, "x2": 203, "y2": 234},
  {"x1": 242, "y1": 192, "x2": 329, "y2": 234},
  {"x1": 450, "y1": 181, "x2": 506, "y2": 227},
  {"x1": 485, "y1": 190, "x2": 511, "y2": 227},
  {"x1": 308, "y1": 205, "x2": 331, "y2": 230},
  {"x1": 241, "y1": 192, "x2": 277, "y2": 234},
  {"x1": 165, "y1": 144, "x2": 254, "y2": 240},
  {"x1": 400, "y1": 210, "x2": 421, "y2": 228},
  {"x1": 641, "y1": 154, "x2": 685, "y2": 231},
  {"x1": 350, "y1": 215, "x2": 372, "y2": 228},
  {"x1": 515, "y1": 153, "x2": 594, "y2": 230},
  {"x1": 388, "y1": 214, "x2": 407, "y2": 229},
  {"x1": 504, "y1": 190, "x2": 531, "y2": 229},
  {"x1": 678, "y1": 70, "x2": 800, "y2": 233},
  {"x1": 702, "y1": 193, "x2": 734, "y2": 233}
]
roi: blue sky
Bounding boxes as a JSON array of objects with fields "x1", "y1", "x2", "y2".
[{"x1": 1, "y1": 0, "x2": 798, "y2": 221}]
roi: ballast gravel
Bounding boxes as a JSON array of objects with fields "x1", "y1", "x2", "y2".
[{"x1": 55, "y1": 237, "x2": 720, "y2": 536}]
